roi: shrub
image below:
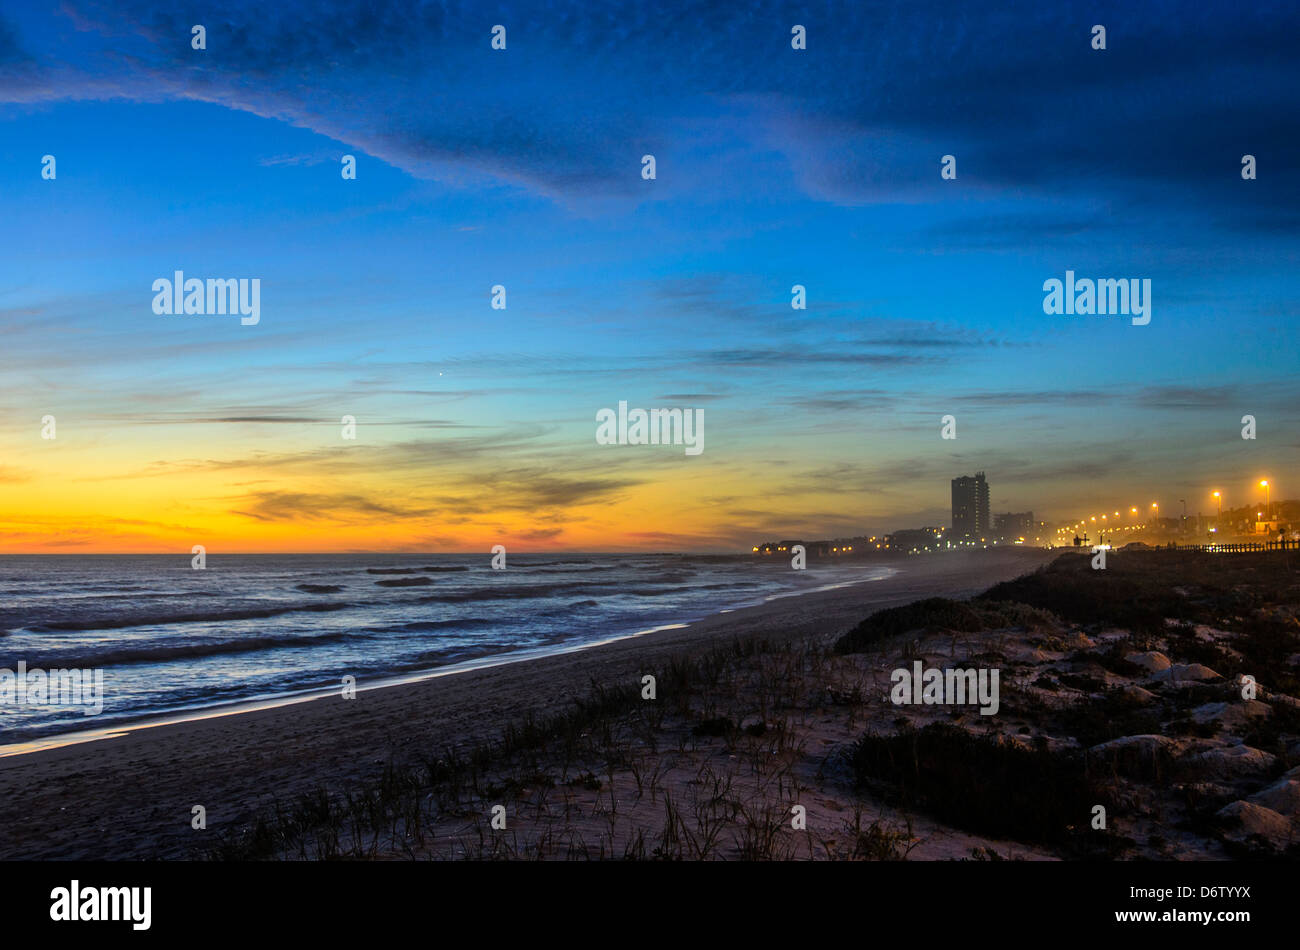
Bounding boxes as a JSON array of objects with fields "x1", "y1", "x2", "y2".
[
  {"x1": 847, "y1": 722, "x2": 1103, "y2": 848},
  {"x1": 834, "y1": 598, "x2": 1054, "y2": 654}
]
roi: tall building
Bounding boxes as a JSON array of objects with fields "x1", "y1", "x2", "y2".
[
  {"x1": 994, "y1": 511, "x2": 1034, "y2": 538},
  {"x1": 952, "y1": 472, "x2": 990, "y2": 540}
]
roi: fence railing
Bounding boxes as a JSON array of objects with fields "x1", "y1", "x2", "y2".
[{"x1": 1139, "y1": 539, "x2": 1300, "y2": 553}]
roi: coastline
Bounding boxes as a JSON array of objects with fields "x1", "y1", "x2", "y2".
[
  {"x1": 0, "y1": 567, "x2": 898, "y2": 759},
  {"x1": 0, "y1": 549, "x2": 1052, "y2": 859}
]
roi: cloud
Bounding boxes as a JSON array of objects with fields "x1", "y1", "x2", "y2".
[
  {"x1": 701, "y1": 348, "x2": 936, "y2": 369},
  {"x1": 515, "y1": 527, "x2": 563, "y2": 541},
  {"x1": 1, "y1": 0, "x2": 1288, "y2": 229},
  {"x1": 950, "y1": 390, "x2": 1114, "y2": 408},
  {"x1": 257, "y1": 152, "x2": 333, "y2": 167},
  {"x1": 230, "y1": 490, "x2": 436, "y2": 523},
  {"x1": 788, "y1": 390, "x2": 896, "y2": 412},
  {"x1": 1134, "y1": 385, "x2": 1241, "y2": 410},
  {"x1": 445, "y1": 466, "x2": 643, "y2": 512},
  {"x1": 137, "y1": 415, "x2": 325, "y2": 425}
]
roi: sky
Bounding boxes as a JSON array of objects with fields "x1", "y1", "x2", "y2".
[{"x1": 0, "y1": 0, "x2": 1296, "y2": 553}]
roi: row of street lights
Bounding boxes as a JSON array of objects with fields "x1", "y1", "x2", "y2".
[
  {"x1": 1212, "y1": 481, "x2": 1274, "y2": 521},
  {"x1": 1062, "y1": 480, "x2": 1275, "y2": 537}
]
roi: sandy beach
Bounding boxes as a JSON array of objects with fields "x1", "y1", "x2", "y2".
[{"x1": 0, "y1": 549, "x2": 1052, "y2": 860}]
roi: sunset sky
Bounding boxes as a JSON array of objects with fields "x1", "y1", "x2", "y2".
[{"x1": 0, "y1": 1, "x2": 1296, "y2": 553}]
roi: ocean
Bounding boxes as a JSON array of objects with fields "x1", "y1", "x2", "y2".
[{"x1": 0, "y1": 554, "x2": 895, "y2": 744}]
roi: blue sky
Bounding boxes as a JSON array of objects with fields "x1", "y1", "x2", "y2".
[{"x1": 0, "y1": 1, "x2": 1296, "y2": 552}]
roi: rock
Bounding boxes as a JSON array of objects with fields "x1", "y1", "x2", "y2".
[
  {"x1": 1228, "y1": 675, "x2": 1299, "y2": 708},
  {"x1": 1150, "y1": 663, "x2": 1221, "y2": 684},
  {"x1": 1190, "y1": 700, "x2": 1271, "y2": 729},
  {"x1": 1216, "y1": 800, "x2": 1295, "y2": 849},
  {"x1": 1087, "y1": 735, "x2": 1177, "y2": 780},
  {"x1": 1121, "y1": 685, "x2": 1156, "y2": 705},
  {"x1": 1092, "y1": 629, "x2": 1129, "y2": 644},
  {"x1": 1125, "y1": 651, "x2": 1172, "y2": 673},
  {"x1": 1248, "y1": 776, "x2": 1300, "y2": 817},
  {"x1": 1183, "y1": 780, "x2": 1239, "y2": 801},
  {"x1": 1090, "y1": 734, "x2": 1176, "y2": 753},
  {"x1": 1181, "y1": 742, "x2": 1276, "y2": 779}
]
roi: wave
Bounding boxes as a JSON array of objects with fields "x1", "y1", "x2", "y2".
[
  {"x1": 647, "y1": 571, "x2": 694, "y2": 584},
  {"x1": 0, "y1": 578, "x2": 756, "y2": 636},
  {"x1": 63, "y1": 584, "x2": 159, "y2": 594},
  {"x1": 508, "y1": 558, "x2": 594, "y2": 567},
  {"x1": 1, "y1": 589, "x2": 221, "y2": 602},
  {"x1": 391, "y1": 618, "x2": 498, "y2": 632},
  {"x1": 13, "y1": 600, "x2": 356, "y2": 633},
  {"x1": 17, "y1": 629, "x2": 367, "y2": 669},
  {"x1": 410, "y1": 580, "x2": 618, "y2": 604},
  {"x1": 410, "y1": 578, "x2": 756, "y2": 604},
  {"x1": 366, "y1": 566, "x2": 469, "y2": 575},
  {"x1": 536, "y1": 599, "x2": 600, "y2": 616}
]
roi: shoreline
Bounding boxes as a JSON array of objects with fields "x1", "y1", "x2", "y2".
[
  {"x1": 0, "y1": 567, "x2": 899, "y2": 758},
  {"x1": 0, "y1": 548, "x2": 1052, "y2": 859}
]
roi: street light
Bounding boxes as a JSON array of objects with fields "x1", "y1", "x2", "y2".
[
  {"x1": 1212, "y1": 491, "x2": 1221, "y2": 524},
  {"x1": 1260, "y1": 480, "x2": 1271, "y2": 521}
]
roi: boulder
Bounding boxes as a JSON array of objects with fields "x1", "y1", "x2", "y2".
[
  {"x1": 1181, "y1": 742, "x2": 1276, "y2": 779},
  {"x1": 1216, "y1": 800, "x2": 1295, "y2": 849},
  {"x1": 1190, "y1": 700, "x2": 1271, "y2": 729},
  {"x1": 1125, "y1": 651, "x2": 1172, "y2": 673},
  {"x1": 1248, "y1": 776, "x2": 1300, "y2": 817},
  {"x1": 1121, "y1": 685, "x2": 1156, "y2": 705},
  {"x1": 1087, "y1": 734, "x2": 1177, "y2": 780},
  {"x1": 1150, "y1": 663, "x2": 1221, "y2": 684}
]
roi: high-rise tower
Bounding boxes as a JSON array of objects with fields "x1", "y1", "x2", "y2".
[{"x1": 952, "y1": 472, "x2": 990, "y2": 540}]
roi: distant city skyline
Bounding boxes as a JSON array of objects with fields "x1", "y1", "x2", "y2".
[{"x1": 0, "y1": 1, "x2": 1296, "y2": 553}]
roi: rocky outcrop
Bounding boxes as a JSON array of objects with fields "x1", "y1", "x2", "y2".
[
  {"x1": 1125, "y1": 651, "x2": 1171, "y2": 673},
  {"x1": 1215, "y1": 800, "x2": 1295, "y2": 850},
  {"x1": 1087, "y1": 735, "x2": 1176, "y2": 780},
  {"x1": 1150, "y1": 663, "x2": 1221, "y2": 684}
]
